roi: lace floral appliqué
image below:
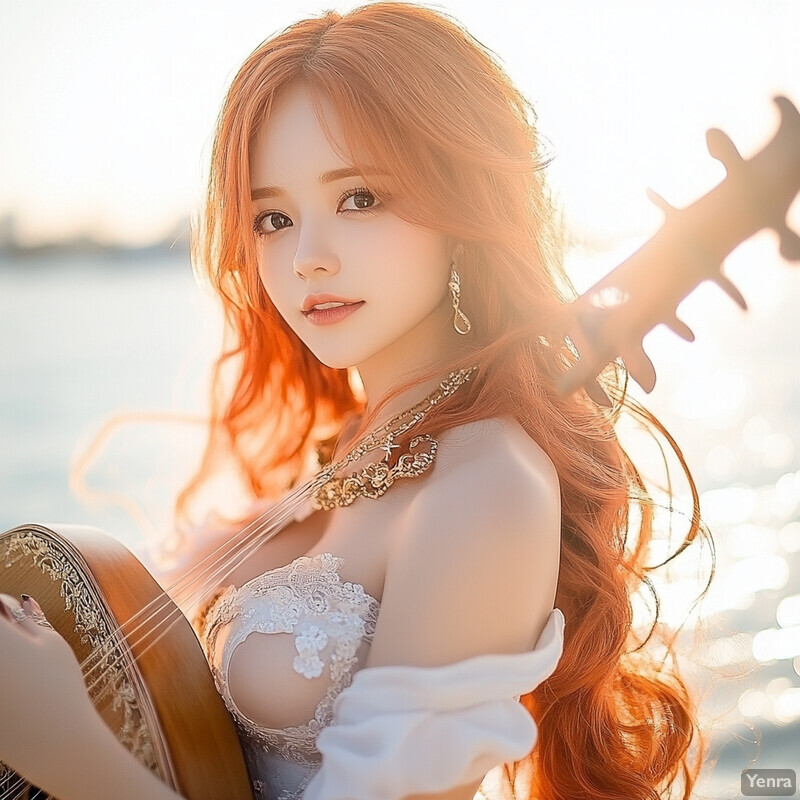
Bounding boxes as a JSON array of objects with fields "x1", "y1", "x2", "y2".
[
  {"x1": 294, "y1": 624, "x2": 328, "y2": 678},
  {"x1": 201, "y1": 553, "x2": 380, "y2": 767}
]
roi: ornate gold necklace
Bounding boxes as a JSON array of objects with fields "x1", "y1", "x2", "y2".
[{"x1": 310, "y1": 366, "x2": 477, "y2": 510}]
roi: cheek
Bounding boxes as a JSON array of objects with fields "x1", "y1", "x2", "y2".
[
  {"x1": 369, "y1": 223, "x2": 451, "y2": 304},
  {"x1": 257, "y1": 255, "x2": 296, "y2": 321},
  {"x1": 257, "y1": 249, "x2": 285, "y2": 298},
  {"x1": 256, "y1": 259, "x2": 271, "y2": 296}
]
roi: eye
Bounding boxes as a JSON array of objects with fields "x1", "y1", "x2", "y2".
[
  {"x1": 338, "y1": 187, "x2": 380, "y2": 212},
  {"x1": 253, "y1": 211, "x2": 292, "y2": 239}
]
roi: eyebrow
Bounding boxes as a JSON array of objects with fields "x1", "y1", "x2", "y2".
[{"x1": 250, "y1": 167, "x2": 386, "y2": 200}]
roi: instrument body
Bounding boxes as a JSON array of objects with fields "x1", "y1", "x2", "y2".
[{"x1": 0, "y1": 523, "x2": 252, "y2": 800}]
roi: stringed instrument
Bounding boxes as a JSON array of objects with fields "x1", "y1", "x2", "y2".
[
  {"x1": 0, "y1": 523, "x2": 253, "y2": 800},
  {"x1": 1, "y1": 95, "x2": 799, "y2": 800},
  {"x1": 556, "y1": 96, "x2": 800, "y2": 403}
]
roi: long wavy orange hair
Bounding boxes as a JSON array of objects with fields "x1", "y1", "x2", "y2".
[{"x1": 179, "y1": 3, "x2": 715, "y2": 798}]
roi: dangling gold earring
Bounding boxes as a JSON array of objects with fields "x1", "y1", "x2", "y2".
[{"x1": 448, "y1": 266, "x2": 471, "y2": 335}]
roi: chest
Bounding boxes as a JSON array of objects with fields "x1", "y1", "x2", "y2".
[
  {"x1": 203, "y1": 551, "x2": 381, "y2": 743},
  {"x1": 197, "y1": 478, "x2": 420, "y2": 757},
  {"x1": 224, "y1": 474, "x2": 419, "y2": 606}
]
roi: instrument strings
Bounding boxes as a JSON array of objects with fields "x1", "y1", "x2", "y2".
[
  {"x1": 0, "y1": 479, "x2": 325, "y2": 800},
  {"x1": 0, "y1": 773, "x2": 25, "y2": 800},
  {"x1": 80, "y1": 471, "x2": 327, "y2": 696},
  {"x1": 79, "y1": 367, "x2": 475, "y2": 694},
  {"x1": 3, "y1": 372, "x2": 474, "y2": 799}
]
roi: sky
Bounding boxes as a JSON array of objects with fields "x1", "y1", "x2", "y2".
[{"x1": 1, "y1": 0, "x2": 799, "y2": 247}]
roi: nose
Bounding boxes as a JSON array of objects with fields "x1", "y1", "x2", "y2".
[{"x1": 292, "y1": 228, "x2": 341, "y2": 281}]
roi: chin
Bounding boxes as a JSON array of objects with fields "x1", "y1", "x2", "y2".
[
  {"x1": 299, "y1": 341, "x2": 366, "y2": 371},
  {"x1": 301, "y1": 337, "x2": 387, "y2": 372},
  {"x1": 313, "y1": 354, "x2": 358, "y2": 371}
]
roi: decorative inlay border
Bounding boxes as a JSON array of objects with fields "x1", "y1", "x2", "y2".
[{"x1": 2, "y1": 529, "x2": 157, "y2": 771}]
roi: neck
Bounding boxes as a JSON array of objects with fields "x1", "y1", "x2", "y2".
[
  {"x1": 331, "y1": 364, "x2": 476, "y2": 469},
  {"x1": 356, "y1": 302, "x2": 466, "y2": 428}
]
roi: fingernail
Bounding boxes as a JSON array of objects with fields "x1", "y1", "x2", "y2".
[{"x1": 21, "y1": 594, "x2": 43, "y2": 614}]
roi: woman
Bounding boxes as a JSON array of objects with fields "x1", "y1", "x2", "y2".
[{"x1": 0, "y1": 3, "x2": 711, "y2": 798}]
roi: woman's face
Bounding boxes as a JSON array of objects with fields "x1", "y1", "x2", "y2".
[{"x1": 249, "y1": 81, "x2": 458, "y2": 382}]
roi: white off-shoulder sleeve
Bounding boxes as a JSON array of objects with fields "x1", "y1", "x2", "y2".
[{"x1": 301, "y1": 607, "x2": 565, "y2": 800}]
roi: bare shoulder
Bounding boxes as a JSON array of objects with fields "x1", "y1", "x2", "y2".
[
  {"x1": 418, "y1": 415, "x2": 561, "y2": 541},
  {"x1": 366, "y1": 417, "x2": 561, "y2": 668},
  {"x1": 436, "y1": 415, "x2": 559, "y2": 483}
]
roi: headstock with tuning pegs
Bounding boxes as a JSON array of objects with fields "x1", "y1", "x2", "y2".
[{"x1": 556, "y1": 96, "x2": 800, "y2": 405}]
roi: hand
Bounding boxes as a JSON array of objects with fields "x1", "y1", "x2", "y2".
[
  {"x1": 0, "y1": 593, "x2": 102, "y2": 789},
  {"x1": 0, "y1": 594, "x2": 184, "y2": 800}
]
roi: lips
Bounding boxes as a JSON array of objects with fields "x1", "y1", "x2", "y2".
[
  {"x1": 301, "y1": 293, "x2": 363, "y2": 313},
  {"x1": 302, "y1": 300, "x2": 365, "y2": 326}
]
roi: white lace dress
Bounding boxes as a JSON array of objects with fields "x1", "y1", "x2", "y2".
[{"x1": 200, "y1": 552, "x2": 565, "y2": 800}]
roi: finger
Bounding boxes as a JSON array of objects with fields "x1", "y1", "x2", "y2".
[
  {"x1": 0, "y1": 594, "x2": 17, "y2": 623},
  {"x1": 21, "y1": 594, "x2": 55, "y2": 630},
  {"x1": 0, "y1": 593, "x2": 48, "y2": 636}
]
